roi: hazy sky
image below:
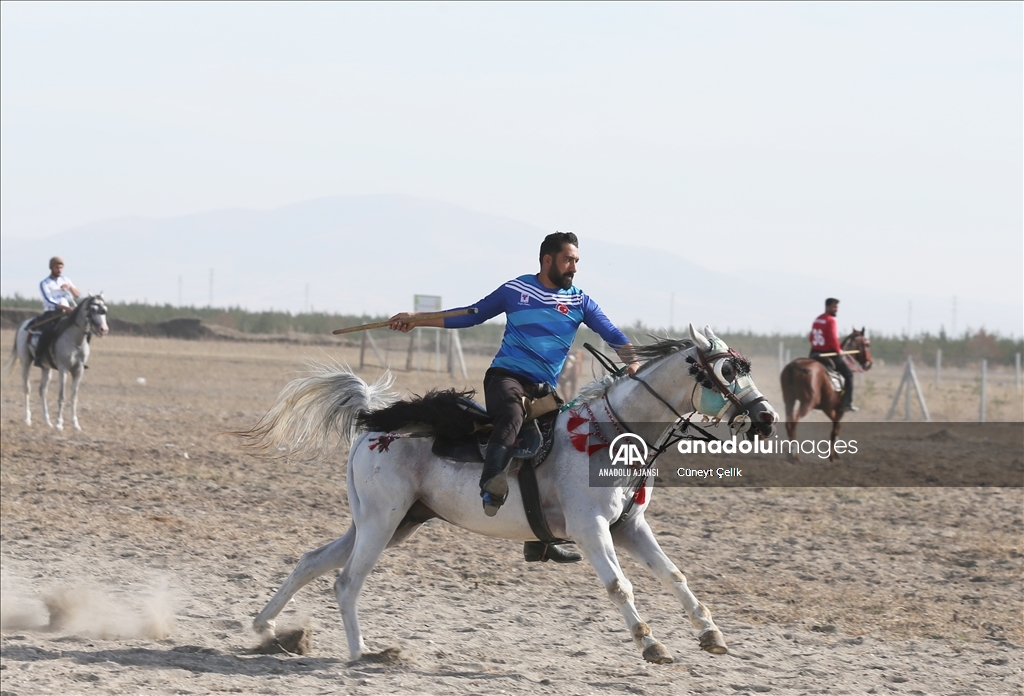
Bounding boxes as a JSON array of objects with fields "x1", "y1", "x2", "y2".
[{"x1": 2, "y1": 3, "x2": 1021, "y2": 316}]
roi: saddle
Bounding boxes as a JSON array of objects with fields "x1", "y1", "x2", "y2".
[
  {"x1": 810, "y1": 355, "x2": 845, "y2": 393},
  {"x1": 825, "y1": 367, "x2": 844, "y2": 394},
  {"x1": 26, "y1": 312, "x2": 64, "y2": 370},
  {"x1": 430, "y1": 395, "x2": 559, "y2": 468}
]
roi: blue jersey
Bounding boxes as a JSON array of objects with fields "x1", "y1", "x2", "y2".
[{"x1": 444, "y1": 274, "x2": 630, "y2": 386}]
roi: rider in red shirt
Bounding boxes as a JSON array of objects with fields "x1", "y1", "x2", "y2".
[{"x1": 809, "y1": 298, "x2": 856, "y2": 411}]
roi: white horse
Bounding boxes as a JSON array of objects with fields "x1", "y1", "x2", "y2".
[
  {"x1": 3, "y1": 294, "x2": 109, "y2": 431},
  {"x1": 240, "y1": 324, "x2": 778, "y2": 664}
]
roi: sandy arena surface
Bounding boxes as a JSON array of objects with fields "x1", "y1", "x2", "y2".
[{"x1": 1, "y1": 330, "x2": 1022, "y2": 695}]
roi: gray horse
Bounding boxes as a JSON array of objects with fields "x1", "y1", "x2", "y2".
[{"x1": 3, "y1": 294, "x2": 109, "y2": 431}]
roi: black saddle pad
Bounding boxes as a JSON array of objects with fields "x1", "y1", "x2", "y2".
[{"x1": 431, "y1": 410, "x2": 558, "y2": 466}]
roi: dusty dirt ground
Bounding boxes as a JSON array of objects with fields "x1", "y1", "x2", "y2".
[{"x1": 1, "y1": 330, "x2": 1021, "y2": 695}]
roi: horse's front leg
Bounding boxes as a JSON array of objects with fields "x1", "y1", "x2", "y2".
[
  {"x1": 613, "y1": 516, "x2": 727, "y2": 654},
  {"x1": 828, "y1": 416, "x2": 842, "y2": 462},
  {"x1": 68, "y1": 368, "x2": 84, "y2": 431},
  {"x1": 573, "y1": 519, "x2": 674, "y2": 664},
  {"x1": 38, "y1": 368, "x2": 54, "y2": 428},
  {"x1": 54, "y1": 369, "x2": 68, "y2": 431}
]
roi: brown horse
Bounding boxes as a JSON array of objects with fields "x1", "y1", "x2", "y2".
[{"x1": 780, "y1": 329, "x2": 873, "y2": 460}]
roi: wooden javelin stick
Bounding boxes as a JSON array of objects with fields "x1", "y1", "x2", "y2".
[
  {"x1": 26, "y1": 312, "x2": 69, "y2": 330},
  {"x1": 816, "y1": 349, "x2": 861, "y2": 357},
  {"x1": 332, "y1": 308, "x2": 478, "y2": 335}
]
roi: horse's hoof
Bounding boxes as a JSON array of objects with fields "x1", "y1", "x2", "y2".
[
  {"x1": 253, "y1": 617, "x2": 275, "y2": 636},
  {"x1": 698, "y1": 629, "x2": 728, "y2": 654},
  {"x1": 642, "y1": 642, "x2": 674, "y2": 664}
]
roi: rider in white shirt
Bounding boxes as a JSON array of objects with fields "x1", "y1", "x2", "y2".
[
  {"x1": 33, "y1": 256, "x2": 80, "y2": 366},
  {"x1": 40, "y1": 256, "x2": 79, "y2": 312}
]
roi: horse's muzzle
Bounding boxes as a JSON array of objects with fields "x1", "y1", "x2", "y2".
[
  {"x1": 745, "y1": 402, "x2": 778, "y2": 439},
  {"x1": 749, "y1": 414, "x2": 776, "y2": 439}
]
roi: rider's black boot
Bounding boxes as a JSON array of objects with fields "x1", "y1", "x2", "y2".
[
  {"x1": 523, "y1": 541, "x2": 583, "y2": 563},
  {"x1": 480, "y1": 443, "x2": 513, "y2": 517}
]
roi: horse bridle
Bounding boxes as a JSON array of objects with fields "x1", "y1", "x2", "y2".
[
  {"x1": 580, "y1": 340, "x2": 771, "y2": 530},
  {"x1": 842, "y1": 331, "x2": 871, "y2": 369},
  {"x1": 583, "y1": 341, "x2": 766, "y2": 455},
  {"x1": 76, "y1": 297, "x2": 107, "y2": 338}
]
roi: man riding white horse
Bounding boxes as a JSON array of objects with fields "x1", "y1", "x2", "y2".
[
  {"x1": 33, "y1": 256, "x2": 80, "y2": 368},
  {"x1": 388, "y1": 232, "x2": 640, "y2": 561}
]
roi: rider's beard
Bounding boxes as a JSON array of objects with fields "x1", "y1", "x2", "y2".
[{"x1": 548, "y1": 266, "x2": 574, "y2": 290}]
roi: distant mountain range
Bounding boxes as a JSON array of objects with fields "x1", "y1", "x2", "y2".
[{"x1": 2, "y1": 194, "x2": 1020, "y2": 337}]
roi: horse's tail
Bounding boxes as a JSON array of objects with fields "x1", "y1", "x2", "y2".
[
  {"x1": 2, "y1": 320, "x2": 30, "y2": 376},
  {"x1": 234, "y1": 361, "x2": 396, "y2": 461},
  {"x1": 782, "y1": 362, "x2": 806, "y2": 399},
  {"x1": 2, "y1": 340, "x2": 17, "y2": 375}
]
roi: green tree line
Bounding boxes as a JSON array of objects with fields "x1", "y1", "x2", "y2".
[{"x1": 3, "y1": 294, "x2": 1020, "y2": 366}]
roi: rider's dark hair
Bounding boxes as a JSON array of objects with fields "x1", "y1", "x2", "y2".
[
  {"x1": 539, "y1": 232, "x2": 578, "y2": 264},
  {"x1": 825, "y1": 297, "x2": 839, "y2": 307}
]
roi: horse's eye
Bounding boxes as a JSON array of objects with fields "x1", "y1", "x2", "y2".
[{"x1": 715, "y1": 360, "x2": 736, "y2": 383}]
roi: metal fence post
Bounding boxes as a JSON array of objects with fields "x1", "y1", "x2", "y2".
[{"x1": 980, "y1": 359, "x2": 987, "y2": 423}]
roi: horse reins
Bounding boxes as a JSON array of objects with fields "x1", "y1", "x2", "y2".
[{"x1": 581, "y1": 341, "x2": 762, "y2": 529}]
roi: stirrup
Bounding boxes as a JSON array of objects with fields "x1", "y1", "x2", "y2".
[
  {"x1": 523, "y1": 541, "x2": 582, "y2": 564},
  {"x1": 481, "y1": 490, "x2": 507, "y2": 517}
]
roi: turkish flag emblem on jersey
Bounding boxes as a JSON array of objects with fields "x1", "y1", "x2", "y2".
[{"x1": 556, "y1": 303, "x2": 569, "y2": 315}]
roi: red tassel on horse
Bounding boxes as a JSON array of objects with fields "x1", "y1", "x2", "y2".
[{"x1": 634, "y1": 482, "x2": 647, "y2": 504}]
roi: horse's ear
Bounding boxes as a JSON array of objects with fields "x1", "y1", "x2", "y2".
[
  {"x1": 703, "y1": 325, "x2": 718, "y2": 342},
  {"x1": 689, "y1": 323, "x2": 712, "y2": 352}
]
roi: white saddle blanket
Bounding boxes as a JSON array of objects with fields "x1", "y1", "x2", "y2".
[{"x1": 824, "y1": 366, "x2": 844, "y2": 393}]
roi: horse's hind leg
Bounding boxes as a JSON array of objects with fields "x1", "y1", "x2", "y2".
[
  {"x1": 573, "y1": 520, "x2": 674, "y2": 664},
  {"x1": 20, "y1": 361, "x2": 32, "y2": 426},
  {"x1": 254, "y1": 527, "x2": 356, "y2": 638},
  {"x1": 614, "y1": 518, "x2": 727, "y2": 654},
  {"x1": 334, "y1": 506, "x2": 409, "y2": 660}
]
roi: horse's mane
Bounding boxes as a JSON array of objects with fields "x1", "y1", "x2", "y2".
[
  {"x1": 356, "y1": 389, "x2": 480, "y2": 439},
  {"x1": 841, "y1": 330, "x2": 867, "y2": 349},
  {"x1": 575, "y1": 337, "x2": 695, "y2": 402},
  {"x1": 69, "y1": 298, "x2": 88, "y2": 320},
  {"x1": 52, "y1": 298, "x2": 88, "y2": 334},
  {"x1": 632, "y1": 336, "x2": 695, "y2": 362}
]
